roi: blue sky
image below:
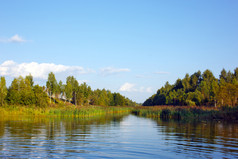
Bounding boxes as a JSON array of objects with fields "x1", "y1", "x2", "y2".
[{"x1": 0, "y1": 0, "x2": 238, "y2": 103}]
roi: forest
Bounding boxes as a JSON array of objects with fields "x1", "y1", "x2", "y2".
[
  {"x1": 1, "y1": 68, "x2": 237, "y2": 108},
  {"x1": 0, "y1": 72, "x2": 137, "y2": 107},
  {"x1": 143, "y1": 68, "x2": 238, "y2": 107}
]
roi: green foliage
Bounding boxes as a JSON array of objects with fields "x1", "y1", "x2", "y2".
[
  {"x1": 46, "y1": 72, "x2": 58, "y2": 99},
  {"x1": 65, "y1": 76, "x2": 78, "y2": 104},
  {"x1": 89, "y1": 89, "x2": 135, "y2": 106},
  {"x1": 185, "y1": 100, "x2": 196, "y2": 106},
  {"x1": 65, "y1": 79, "x2": 73, "y2": 102},
  {"x1": 132, "y1": 106, "x2": 238, "y2": 120},
  {"x1": 33, "y1": 85, "x2": 49, "y2": 107},
  {"x1": 182, "y1": 74, "x2": 190, "y2": 92},
  {"x1": 7, "y1": 76, "x2": 34, "y2": 105},
  {"x1": 186, "y1": 90, "x2": 202, "y2": 106},
  {"x1": 5, "y1": 76, "x2": 48, "y2": 106},
  {"x1": 160, "y1": 109, "x2": 171, "y2": 119},
  {"x1": 26, "y1": 74, "x2": 34, "y2": 88},
  {"x1": 0, "y1": 77, "x2": 7, "y2": 106},
  {"x1": 143, "y1": 67, "x2": 238, "y2": 107},
  {"x1": 0, "y1": 105, "x2": 132, "y2": 117},
  {"x1": 3, "y1": 73, "x2": 137, "y2": 107},
  {"x1": 58, "y1": 80, "x2": 65, "y2": 99}
]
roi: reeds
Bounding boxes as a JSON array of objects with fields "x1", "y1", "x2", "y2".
[
  {"x1": 0, "y1": 105, "x2": 132, "y2": 117},
  {"x1": 132, "y1": 106, "x2": 238, "y2": 121},
  {"x1": 1, "y1": 104, "x2": 237, "y2": 121}
]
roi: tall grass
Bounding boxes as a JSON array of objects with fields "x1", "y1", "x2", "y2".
[
  {"x1": 132, "y1": 106, "x2": 238, "y2": 121},
  {"x1": 1, "y1": 104, "x2": 237, "y2": 121},
  {"x1": 0, "y1": 105, "x2": 132, "y2": 117}
]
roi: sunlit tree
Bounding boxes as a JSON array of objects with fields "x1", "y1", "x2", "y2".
[{"x1": 0, "y1": 77, "x2": 7, "y2": 106}]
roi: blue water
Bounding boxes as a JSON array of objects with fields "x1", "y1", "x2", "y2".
[{"x1": 0, "y1": 115, "x2": 238, "y2": 158}]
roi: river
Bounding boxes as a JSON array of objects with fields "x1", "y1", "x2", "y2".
[{"x1": 0, "y1": 114, "x2": 238, "y2": 158}]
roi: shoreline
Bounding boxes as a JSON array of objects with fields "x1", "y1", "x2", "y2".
[
  {"x1": 1, "y1": 104, "x2": 238, "y2": 121},
  {"x1": 132, "y1": 105, "x2": 238, "y2": 121}
]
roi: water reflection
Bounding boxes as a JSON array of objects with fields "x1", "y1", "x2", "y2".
[
  {"x1": 0, "y1": 115, "x2": 126, "y2": 158},
  {"x1": 0, "y1": 115, "x2": 238, "y2": 158},
  {"x1": 156, "y1": 119, "x2": 238, "y2": 158}
]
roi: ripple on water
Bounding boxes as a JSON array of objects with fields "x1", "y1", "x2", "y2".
[{"x1": 1, "y1": 115, "x2": 238, "y2": 158}]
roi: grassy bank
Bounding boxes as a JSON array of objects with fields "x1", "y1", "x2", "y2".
[
  {"x1": 132, "y1": 106, "x2": 238, "y2": 121},
  {"x1": 1, "y1": 104, "x2": 238, "y2": 121},
  {"x1": 0, "y1": 104, "x2": 132, "y2": 117}
]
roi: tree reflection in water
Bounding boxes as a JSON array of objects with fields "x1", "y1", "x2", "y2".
[
  {"x1": 0, "y1": 115, "x2": 127, "y2": 158},
  {"x1": 0, "y1": 115, "x2": 238, "y2": 158},
  {"x1": 156, "y1": 119, "x2": 238, "y2": 157}
]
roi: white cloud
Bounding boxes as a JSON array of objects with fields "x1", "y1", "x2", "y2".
[
  {"x1": 119, "y1": 82, "x2": 153, "y2": 93},
  {"x1": 119, "y1": 83, "x2": 136, "y2": 92},
  {"x1": 100, "y1": 67, "x2": 130, "y2": 76},
  {"x1": 9, "y1": 34, "x2": 26, "y2": 43},
  {"x1": 0, "y1": 34, "x2": 26, "y2": 43},
  {"x1": 0, "y1": 60, "x2": 93, "y2": 79}
]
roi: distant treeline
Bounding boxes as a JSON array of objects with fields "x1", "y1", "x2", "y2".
[
  {"x1": 143, "y1": 68, "x2": 238, "y2": 107},
  {"x1": 0, "y1": 73, "x2": 137, "y2": 107}
]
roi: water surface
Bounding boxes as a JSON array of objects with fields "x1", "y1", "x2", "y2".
[{"x1": 0, "y1": 115, "x2": 238, "y2": 158}]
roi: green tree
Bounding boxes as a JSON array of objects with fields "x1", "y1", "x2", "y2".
[
  {"x1": 0, "y1": 77, "x2": 7, "y2": 106},
  {"x1": 46, "y1": 72, "x2": 58, "y2": 103},
  {"x1": 7, "y1": 78, "x2": 21, "y2": 104},
  {"x1": 234, "y1": 67, "x2": 238, "y2": 81},
  {"x1": 58, "y1": 80, "x2": 65, "y2": 100},
  {"x1": 167, "y1": 90, "x2": 177, "y2": 105},
  {"x1": 143, "y1": 96, "x2": 154, "y2": 106},
  {"x1": 174, "y1": 79, "x2": 183, "y2": 90},
  {"x1": 210, "y1": 79, "x2": 219, "y2": 107},
  {"x1": 186, "y1": 90, "x2": 203, "y2": 106},
  {"x1": 20, "y1": 76, "x2": 34, "y2": 105},
  {"x1": 201, "y1": 70, "x2": 217, "y2": 105},
  {"x1": 153, "y1": 93, "x2": 166, "y2": 105},
  {"x1": 220, "y1": 68, "x2": 227, "y2": 82},
  {"x1": 75, "y1": 86, "x2": 84, "y2": 106},
  {"x1": 65, "y1": 80, "x2": 73, "y2": 102},
  {"x1": 202, "y1": 69, "x2": 215, "y2": 84},
  {"x1": 226, "y1": 71, "x2": 233, "y2": 83},
  {"x1": 189, "y1": 71, "x2": 201, "y2": 92},
  {"x1": 177, "y1": 89, "x2": 186, "y2": 105},
  {"x1": 77, "y1": 83, "x2": 92, "y2": 106},
  {"x1": 65, "y1": 76, "x2": 78, "y2": 105},
  {"x1": 33, "y1": 85, "x2": 49, "y2": 107},
  {"x1": 113, "y1": 93, "x2": 125, "y2": 106},
  {"x1": 143, "y1": 68, "x2": 237, "y2": 107},
  {"x1": 182, "y1": 73, "x2": 190, "y2": 92},
  {"x1": 198, "y1": 81, "x2": 210, "y2": 105},
  {"x1": 26, "y1": 74, "x2": 34, "y2": 88},
  {"x1": 7, "y1": 76, "x2": 34, "y2": 105}
]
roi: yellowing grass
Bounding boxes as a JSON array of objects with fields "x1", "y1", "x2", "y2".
[{"x1": 0, "y1": 105, "x2": 132, "y2": 117}]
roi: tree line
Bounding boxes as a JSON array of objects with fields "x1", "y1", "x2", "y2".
[
  {"x1": 143, "y1": 68, "x2": 238, "y2": 107},
  {"x1": 0, "y1": 72, "x2": 137, "y2": 107},
  {"x1": 0, "y1": 75, "x2": 48, "y2": 107}
]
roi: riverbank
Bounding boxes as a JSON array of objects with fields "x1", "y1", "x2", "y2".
[
  {"x1": 0, "y1": 104, "x2": 132, "y2": 117},
  {"x1": 132, "y1": 106, "x2": 238, "y2": 121},
  {"x1": 1, "y1": 104, "x2": 238, "y2": 121}
]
